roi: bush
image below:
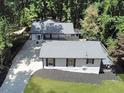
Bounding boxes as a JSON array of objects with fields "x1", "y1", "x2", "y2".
[{"x1": 106, "y1": 37, "x2": 117, "y2": 55}]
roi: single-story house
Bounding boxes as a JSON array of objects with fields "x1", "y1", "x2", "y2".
[
  {"x1": 39, "y1": 41, "x2": 113, "y2": 74},
  {"x1": 29, "y1": 19, "x2": 80, "y2": 41}
]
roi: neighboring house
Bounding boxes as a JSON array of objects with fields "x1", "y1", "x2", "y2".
[
  {"x1": 30, "y1": 19, "x2": 80, "y2": 41},
  {"x1": 30, "y1": 19, "x2": 113, "y2": 74}
]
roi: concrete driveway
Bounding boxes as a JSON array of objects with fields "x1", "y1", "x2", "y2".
[{"x1": 0, "y1": 40, "x2": 43, "y2": 93}]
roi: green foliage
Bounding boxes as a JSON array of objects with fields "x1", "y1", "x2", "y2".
[
  {"x1": 80, "y1": 0, "x2": 123, "y2": 56},
  {"x1": 100, "y1": 16, "x2": 117, "y2": 42},
  {"x1": 103, "y1": 0, "x2": 118, "y2": 15},
  {"x1": 20, "y1": 4, "x2": 38, "y2": 26},
  {"x1": 0, "y1": 0, "x2": 124, "y2": 59},
  {"x1": 0, "y1": 18, "x2": 7, "y2": 50},
  {"x1": 111, "y1": 0, "x2": 118, "y2": 7},
  {"x1": 103, "y1": 0, "x2": 111, "y2": 14},
  {"x1": 99, "y1": 0, "x2": 118, "y2": 37},
  {"x1": 0, "y1": 17, "x2": 12, "y2": 51},
  {"x1": 99, "y1": 15, "x2": 111, "y2": 28},
  {"x1": 116, "y1": 16, "x2": 124, "y2": 33},
  {"x1": 81, "y1": 4, "x2": 100, "y2": 39},
  {"x1": 106, "y1": 37, "x2": 117, "y2": 55},
  {"x1": 118, "y1": 74, "x2": 124, "y2": 81}
]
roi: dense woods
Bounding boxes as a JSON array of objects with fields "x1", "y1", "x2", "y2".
[{"x1": 0, "y1": 0, "x2": 124, "y2": 71}]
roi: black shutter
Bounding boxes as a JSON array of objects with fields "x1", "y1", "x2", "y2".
[
  {"x1": 53, "y1": 58, "x2": 55, "y2": 66},
  {"x1": 50, "y1": 34, "x2": 52, "y2": 39},
  {"x1": 66, "y1": 59, "x2": 68, "y2": 67},
  {"x1": 46, "y1": 58, "x2": 48, "y2": 66},
  {"x1": 86, "y1": 59, "x2": 88, "y2": 64},
  {"x1": 74, "y1": 59, "x2": 76, "y2": 67},
  {"x1": 43, "y1": 34, "x2": 46, "y2": 39},
  {"x1": 92, "y1": 59, "x2": 94, "y2": 64}
]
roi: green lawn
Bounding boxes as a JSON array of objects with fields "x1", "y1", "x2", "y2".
[
  {"x1": 118, "y1": 74, "x2": 124, "y2": 81},
  {"x1": 25, "y1": 76, "x2": 124, "y2": 93}
]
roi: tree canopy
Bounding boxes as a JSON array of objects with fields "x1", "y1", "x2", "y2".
[{"x1": 0, "y1": 0, "x2": 124, "y2": 66}]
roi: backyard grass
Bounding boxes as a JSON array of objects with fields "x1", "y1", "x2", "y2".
[
  {"x1": 118, "y1": 74, "x2": 124, "y2": 81},
  {"x1": 25, "y1": 76, "x2": 124, "y2": 93}
]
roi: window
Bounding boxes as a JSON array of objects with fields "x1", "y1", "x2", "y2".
[
  {"x1": 45, "y1": 34, "x2": 50, "y2": 39},
  {"x1": 86, "y1": 59, "x2": 94, "y2": 64},
  {"x1": 66, "y1": 58, "x2": 75, "y2": 67},
  {"x1": 46, "y1": 58, "x2": 55, "y2": 66},
  {"x1": 71, "y1": 34, "x2": 75, "y2": 36},
  {"x1": 59, "y1": 34, "x2": 65, "y2": 39}
]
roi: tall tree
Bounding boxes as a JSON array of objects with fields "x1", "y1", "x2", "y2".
[
  {"x1": 81, "y1": 4, "x2": 100, "y2": 39},
  {"x1": 0, "y1": 17, "x2": 12, "y2": 50},
  {"x1": 20, "y1": 4, "x2": 38, "y2": 26},
  {"x1": 0, "y1": 17, "x2": 12, "y2": 68}
]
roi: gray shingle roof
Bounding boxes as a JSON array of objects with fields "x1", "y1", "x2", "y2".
[
  {"x1": 100, "y1": 43, "x2": 113, "y2": 65},
  {"x1": 102, "y1": 57, "x2": 113, "y2": 65},
  {"x1": 30, "y1": 21, "x2": 43, "y2": 34},
  {"x1": 30, "y1": 20, "x2": 75, "y2": 34},
  {"x1": 39, "y1": 41, "x2": 107, "y2": 59}
]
